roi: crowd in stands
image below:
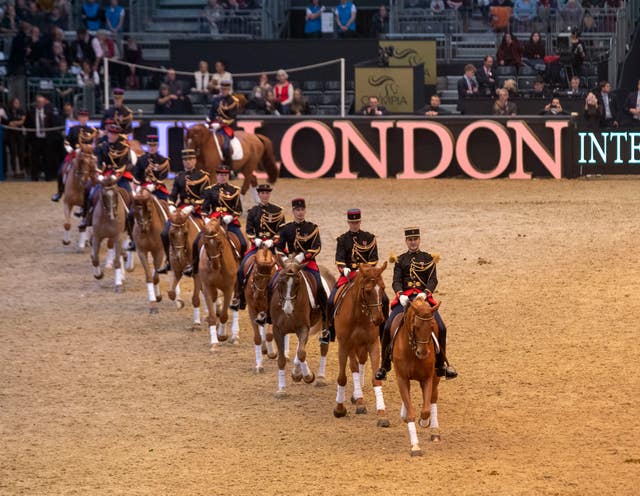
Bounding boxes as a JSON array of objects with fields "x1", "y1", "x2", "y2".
[{"x1": 200, "y1": 0, "x2": 262, "y2": 34}]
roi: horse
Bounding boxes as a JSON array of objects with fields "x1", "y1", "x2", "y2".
[
  {"x1": 244, "y1": 245, "x2": 278, "y2": 372},
  {"x1": 198, "y1": 216, "x2": 241, "y2": 351},
  {"x1": 391, "y1": 294, "x2": 442, "y2": 457},
  {"x1": 332, "y1": 263, "x2": 390, "y2": 428},
  {"x1": 268, "y1": 255, "x2": 335, "y2": 398},
  {"x1": 132, "y1": 187, "x2": 170, "y2": 314},
  {"x1": 90, "y1": 175, "x2": 131, "y2": 292},
  {"x1": 166, "y1": 206, "x2": 204, "y2": 330},
  {"x1": 62, "y1": 144, "x2": 95, "y2": 251},
  {"x1": 185, "y1": 123, "x2": 279, "y2": 198}
]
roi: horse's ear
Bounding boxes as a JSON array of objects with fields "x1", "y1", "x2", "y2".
[{"x1": 380, "y1": 261, "x2": 388, "y2": 272}]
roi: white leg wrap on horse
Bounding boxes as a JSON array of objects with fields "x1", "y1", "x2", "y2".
[
  {"x1": 336, "y1": 384, "x2": 346, "y2": 404},
  {"x1": 293, "y1": 354, "x2": 300, "y2": 367},
  {"x1": 93, "y1": 265, "x2": 101, "y2": 277},
  {"x1": 318, "y1": 356, "x2": 327, "y2": 377},
  {"x1": 193, "y1": 307, "x2": 201, "y2": 324},
  {"x1": 430, "y1": 403, "x2": 439, "y2": 429},
  {"x1": 408, "y1": 421, "x2": 419, "y2": 446},
  {"x1": 359, "y1": 363, "x2": 365, "y2": 386},
  {"x1": 400, "y1": 402, "x2": 407, "y2": 419},
  {"x1": 146, "y1": 282, "x2": 156, "y2": 302},
  {"x1": 114, "y1": 268, "x2": 123, "y2": 286},
  {"x1": 63, "y1": 229, "x2": 71, "y2": 243},
  {"x1": 154, "y1": 283, "x2": 161, "y2": 298},
  {"x1": 202, "y1": 292, "x2": 208, "y2": 314},
  {"x1": 266, "y1": 339, "x2": 275, "y2": 355},
  {"x1": 231, "y1": 310, "x2": 239, "y2": 338},
  {"x1": 352, "y1": 372, "x2": 363, "y2": 400},
  {"x1": 78, "y1": 230, "x2": 87, "y2": 248},
  {"x1": 373, "y1": 385, "x2": 386, "y2": 411},
  {"x1": 105, "y1": 248, "x2": 115, "y2": 268},
  {"x1": 175, "y1": 282, "x2": 181, "y2": 298},
  {"x1": 284, "y1": 335, "x2": 290, "y2": 356},
  {"x1": 209, "y1": 325, "x2": 219, "y2": 344},
  {"x1": 259, "y1": 325, "x2": 266, "y2": 341},
  {"x1": 255, "y1": 345, "x2": 263, "y2": 367},
  {"x1": 300, "y1": 361, "x2": 310, "y2": 377},
  {"x1": 278, "y1": 369, "x2": 286, "y2": 390},
  {"x1": 125, "y1": 252, "x2": 135, "y2": 271}
]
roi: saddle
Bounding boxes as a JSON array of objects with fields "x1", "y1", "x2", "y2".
[
  {"x1": 225, "y1": 230, "x2": 242, "y2": 261},
  {"x1": 332, "y1": 279, "x2": 356, "y2": 319}
]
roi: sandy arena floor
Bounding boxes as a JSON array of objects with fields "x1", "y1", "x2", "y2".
[{"x1": 1, "y1": 178, "x2": 639, "y2": 495}]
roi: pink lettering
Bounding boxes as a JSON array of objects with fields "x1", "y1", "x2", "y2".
[
  {"x1": 508, "y1": 120, "x2": 568, "y2": 179},
  {"x1": 280, "y1": 120, "x2": 336, "y2": 179},
  {"x1": 456, "y1": 120, "x2": 511, "y2": 179},
  {"x1": 333, "y1": 121, "x2": 394, "y2": 179},
  {"x1": 395, "y1": 121, "x2": 455, "y2": 179}
]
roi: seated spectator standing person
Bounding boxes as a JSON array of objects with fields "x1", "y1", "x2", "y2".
[
  {"x1": 246, "y1": 86, "x2": 267, "y2": 114},
  {"x1": 335, "y1": 0, "x2": 357, "y2": 38},
  {"x1": 202, "y1": 0, "x2": 223, "y2": 35},
  {"x1": 193, "y1": 60, "x2": 212, "y2": 104},
  {"x1": 370, "y1": 4, "x2": 389, "y2": 38},
  {"x1": 211, "y1": 60, "x2": 233, "y2": 92},
  {"x1": 476, "y1": 55, "x2": 496, "y2": 97},
  {"x1": 165, "y1": 68, "x2": 183, "y2": 96},
  {"x1": 497, "y1": 33, "x2": 522, "y2": 69},
  {"x1": 569, "y1": 29, "x2": 585, "y2": 78},
  {"x1": 417, "y1": 94, "x2": 450, "y2": 116},
  {"x1": 105, "y1": 0, "x2": 125, "y2": 38},
  {"x1": 457, "y1": 64, "x2": 478, "y2": 114},
  {"x1": 597, "y1": 80, "x2": 618, "y2": 128},
  {"x1": 304, "y1": 0, "x2": 323, "y2": 38},
  {"x1": 503, "y1": 78, "x2": 518, "y2": 98},
  {"x1": 264, "y1": 89, "x2": 282, "y2": 115},
  {"x1": 623, "y1": 79, "x2": 640, "y2": 127},
  {"x1": 359, "y1": 96, "x2": 388, "y2": 116},
  {"x1": 155, "y1": 84, "x2": 175, "y2": 114},
  {"x1": 530, "y1": 76, "x2": 551, "y2": 99},
  {"x1": 291, "y1": 89, "x2": 311, "y2": 115},
  {"x1": 256, "y1": 72, "x2": 272, "y2": 94},
  {"x1": 81, "y1": 0, "x2": 102, "y2": 30},
  {"x1": 274, "y1": 69, "x2": 294, "y2": 114},
  {"x1": 566, "y1": 76, "x2": 585, "y2": 98},
  {"x1": 71, "y1": 28, "x2": 96, "y2": 68},
  {"x1": 539, "y1": 97, "x2": 569, "y2": 115},
  {"x1": 430, "y1": 0, "x2": 445, "y2": 12},
  {"x1": 493, "y1": 88, "x2": 517, "y2": 115},
  {"x1": 208, "y1": 80, "x2": 239, "y2": 166},
  {"x1": 490, "y1": 0, "x2": 513, "y2": 33},
  {"x1": 522, "y1": 31, "x2": 545, "y2": 70},
  {"x1": 512, "y1": 0, "x2": 537, "y2": 29},
  {"x1": 583, "y1": 91, "x2": 600, "y2": 131}
]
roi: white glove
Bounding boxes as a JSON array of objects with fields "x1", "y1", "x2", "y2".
[
  {"x1": 146, "y1": 184, "x2": 156, "y2": 193},
  {"x1": 399, "y1": 295, "x2": 409, "y2": 307},
  {"x1": 65, "y1": 144, "x2": 73, "y2": 154},
  {"x1": 342, "y1": 267, "x2": 351, "y2": 277},
  {"x1": 222, "y1": 214, "x2": 233, "y2": 225},
  {"x1": 416, "y1": 292, "x2": 427, "y2": 301},
  {"x1": 254, "y1": 238, "x2": 263, "y2": 247},
  {"x1": 182, "y1": 205, "x2": 194, "y2": 215},
  {"x1": 97, "y1": 174, "x2": 104, "y2": 182},
  {"x1": 169, "y1": 205, "x2": 177, "y2": 214},
  {"x1": 294, "y1": 253, "x2": 305, "y2": 263},
  {"x1": 263, "y1": 239, "x2": 273, "y2": 248}
]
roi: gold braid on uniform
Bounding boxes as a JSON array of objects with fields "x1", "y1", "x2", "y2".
[
  {"x1": 351, "y1": 237, "x2": 377, "y2": 265},
  {"x1": 259, "y1": 209, "x2": 285, "y2": 236},
  {"x1": 108, "y1": 140, "x2": 130, "y2": 174},
  {"x1": 409, "y1": 258, "x2": 436, "y2": 289},
  {"x1": 294, "y1": 226, "x2": 319, "y2": 254},
  {"x1": 185, "y1": 173, "x2": 209, "y2": 204},
  {"x1": 215, "y1": 187, "x2": 240, "y2": 214},
  {"x1": 115, "y1": 106, "x2": 133, "y2": 128},
  {"x1": 219, "y1": 97, "x2": 239, "y2": 125},
  {"x1": 146, "y1": 157, "x2": 169, "y2": 183}
]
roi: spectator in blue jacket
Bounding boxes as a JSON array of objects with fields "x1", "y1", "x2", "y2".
[
  {"x1": 513, "y1": 0, "x2": 537, "y2": 23},
  {"x1": 304, "y1": 0, "x2": 323, "y2": 38},
  {"x1": 105, "y1": 0, "x2": 126, "y2": 36},
  {"x1": 81, "y1": 0, "x2": 103, "y2": 31},
  {"x1": 335, "y1": 0, "x2": 356, "y2": 38}
]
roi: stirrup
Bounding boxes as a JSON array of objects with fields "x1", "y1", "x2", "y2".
[
  {"x1": 230, "y1": 297, "x2": 240, "y2": 311},
  {"x1": 319, "y1": 329, "x2": 330, "y2": 345},
  {"x1": 51, "y1": 193, "x2": 62, "y2": 202},
  {"x1": 182, "y1": 264, "x2": 193, "y2": 277},
  {"x1": 375, "y1": 368, "x2": 387, "y2": 381}
]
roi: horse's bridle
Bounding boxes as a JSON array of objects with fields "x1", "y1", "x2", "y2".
[
  {"x1": 279, "y1": 270, "x2": 299, "y2": 306},
  {"x1": 134, "y1": 200, "x2": 152, "y2": 233},
  {"x1": 203, "y1": 230, "x2": 222, "y2": 265},
  {"x1": 169, "y1": 220, "x2": 188, "y2": 258},
  {"x1": 359, "y1": 276, "x2": 384, "y2": 322},
  {"x1": 408, "y1": 312, "x2": 435, "y2": 355}
]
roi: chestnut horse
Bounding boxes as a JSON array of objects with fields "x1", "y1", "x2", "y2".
[
  {"x1": 269, "y1": 255, "x2": 335, "y2": 398},
  {"x1": 333, "y1": 263, "x2": 390, "y2": 428},
  {"x1": 391, "y1": 295, "x2": 442, "y2": 457},
  {"x1": 244, "y1": 245, "x2": 278, "y2": 372},
  {"x1": 132, "y1": 187, "x2": 170, "y2": 314},
  {"x1": 90, "y1": 175, "x2": 130, "y2": 292},
  {"x1": 62, "y1": 144, "x2": 95, "y2": 251},
  {"x1": 185, "y1": 124, "x2": 279, "y2": 196},
  {"x1": 167, "y1": 207, "x2": 203, "y2": 330},
  {"x1": 199, "y1": 216, "x2": 241, "y2": 351}
]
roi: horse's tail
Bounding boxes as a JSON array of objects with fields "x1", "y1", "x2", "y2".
[{"x1": 256, "y1": 134, "x2": 279, "y2": 184}]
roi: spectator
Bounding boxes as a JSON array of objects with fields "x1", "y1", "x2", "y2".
[
  {"x1": 569, "y1": 29, "x2": 585, "y2": 78},
  {"x1": 211, "y1": 59, "x2": 233, "y2": 91},
  {"x1": 4, "y1": 97, "x2": 27, "y2": 177},
  {"x1": 264, "y1": 88, "x2": 282, "y2": 115},
  {"x1": 274, "y1": 69, "x2": 294, "y2": 114},
  {"x1": 597, "y1": 80, "x2": 618, "y2": 128},
  {"x1": 202, "y1": 0, "x2": 223, "y2": 35},
  {"x1": 490, "y1": 0, "x2": 513, "y2": 33},
  {"x1": 503, "y1": 78, "x2": 518, "y2": 97},
  {"x1": 583, "y1": 91, "x2": 599, "y2": 130},
  {"x1": 290, "y1": 88, "x2": 311, "y2": 115},
  {"x1": 531, "y1": 77, "x2": 552, "y2": 98},
  {"x1": 476, "y1": 55, "x2": 496, "y2": 97},
  {"x1": 417, "y1": 94, "x2": 450, "y2": 116},
  {"x1": 431, "y1": 0, "x2": 445, "y2": 13},
  {"x1": 304, "y1": 0, "x2": 323, "y2": 38},
  {"x1": 512, "y1": 0, "x2": 537, "y2": 24},
  {"x1": 8, "y1": 21, "x2": 30, "y2": 77},
  {"x1": 1, "y1": 4, "x2": 18, "y2": 33},
  {"x1": 155, "y1": 84, "x2": 175, "y2": 114},
  {"x1": 16, "y1": 0, "x2": 30, "y2": 23},
  {"x1": 358, "y1": 96, "x2": 388, "y2": 116},
  {"x1": 370, "y1": 4, "x2": 389, "y2": 38},
  {"x1": 81, "y1": 0, "x2": 103, "y2": 31},
  {"x1": 55, "y1": 0, "x2": 72, "y2": 30},
  {"x1": 539, "y1": 97, "x2": 570, "y2": 115},
  {"x1": 125, "y1": 66, "x2": 140, "y2": 90},
  {"x1": 97, "y1": 30, "x2": 118, "y2": 60},
  {"x1": 255, "y1": 72, "x2": 272, "y2": 94},
  {"x1": 71, "y1": 28, "x2": 96, "y2": 68},
  {"x1": 566, "y1": 76, "x2": 586, "y2": 98},
  {"x1": 122, "y1": 35, "x2": 142, "y2": 89},
  {"x1": 47, "y1": 7, "x2": 67, "y2": 30},
  {"x1": 105, "y1": 0, "x2": 125, "y2": 37},
  {"x1": 496, "y1": 33, "x2": 522, "y2": 69},
  {"x1": 165, "y1": 68, "x2": 184, "y2": 95},
  {"x1": 560, "y1": 0, "x2": 583, "y2": 31},
  {"x1": 246, "y1": 86, "x2": 268, "y2": 114},
  {"x1": 457, "y1": 64, "x2": 478, "y2": 113},
  {"x1": 335, "y1": 0, "x2": 356, "y2": 38},
  {"x1": 26, "y1": 1, "x2": 44, "y2": 30},
  {"x1": 62, "y1": 102, "x2": 76, "y2": 120},
  {"x1": 26, "y1": 25, "x2": 51, "y2": 76},
  {"x1": 25, "y1": 94, "x2": 59, "y2": 181},
  {"x1": 493, "y1": 88, "x2": 517, "y2": 115},
  {"x1": 193, "y1": 60, "x2": 212, "y2": 102},
  {"x1": 581, "y1": 9, "x2": 597, "y2": 32},
  {"x1": 537, "y1": 0, "x2": 553, "y2": 29},
  {"x1": 78, "y1": 60, "x2": 99, "y2": 87},
  {"x1": 56, "y1": 60, "x2": 76, "y2": 101},
  {"x1": 477, "y1": 0, "x2": 491, "y2": 21},
  {"x1": 623, "y1": 79, "x2": 640, "y2": 126},
  {"x1": 522, "y1": 31, "x2": 545, "y2": 70}
]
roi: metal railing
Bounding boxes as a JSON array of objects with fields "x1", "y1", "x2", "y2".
[{"x1": 26, "y1": 77, "x2": 97, "y2": 114}]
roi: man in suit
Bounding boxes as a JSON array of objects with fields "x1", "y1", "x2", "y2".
[
  {"x1": 597, "y1": 81, "x2": 619, "y2": 129},
  {"x1": 623, "y1": 79, "x2": 640, "y2": 127},
  {"x1": 476, "y1": 55, "x2": 496, "y2": 97},
  {"x1": 457, "y1": 64, "x2": 478, "y2": 114},
  {"x1": 25, "y1": 94, "x2": 60, "y2": 181},
  {"x1": 358, "y1": 96, "x2": 389, "y2": 116},
  {"x1": 416, "y1": 95, "x2": 451, "y2": 116},
  {"x1": 566, "y1": 76, "x2": 586, "y2": 99}
]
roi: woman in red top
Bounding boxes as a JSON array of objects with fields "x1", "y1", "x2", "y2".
[{"x1": 274, "y1": 69, "x2": 294, "y2": 114}]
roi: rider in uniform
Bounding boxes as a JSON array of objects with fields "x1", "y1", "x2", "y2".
[
  {"x1": 236, "y1": 183, "x2": 285, "y2": 311},
  {"x1": 159, "y1": 148, "x2": 209, "y2": 273},
  {"x1": 102, "y1": 88, "x2": 133, "y2": 134},
  {"x1": 273, "y1": 198, "x2": 329, "y2": 331},
  {"x1": 51, "y1": 110, "x2": 97, "y2": 202},
  {"x1": 79, "y1": 124, "x2": 132, "y2": 229},
  {"x1": 325, "y1": 208, "x2": 389, "y2": 344},
  {"x1": 375, "y1": 227, "x2": 458, "y2": 381},
  {"x1": 186, "y1": 164, "x2": 246, "y2": 280},
  {"x1": 208, "y1": 80, "x2": 238, "y2": 167}
]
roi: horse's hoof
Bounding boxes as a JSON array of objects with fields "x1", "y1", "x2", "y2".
[
  {"x1": 209, "y1": 344, "x2": 219, "y2": 353},
  {"x1": 333, "y1": 406, "x2": 347, "y2": 418},
  {"x1": 410, "y1": 446, "x2": 423, "y2": 457},
  {"x1": 149, "y1": 306, "x2": 159, "y2": 315},
  {"x1": 275, "y1": 390, "x2": 289, "y2": 399},
  {"x1": 355, "y1": 406, "x2": 367, "y2": 415},
  {"x1": 155, "y1": 294, "x2": 162, "y2": 303},
  {"x1": 431, "y1": 433, "x2": 441, "y2": 443},
  {"x1": 218, "y1": 334, "x2": 228, "y2": 342},
  {"x1": 254, "y1": 366, "x2": 265, "y2": 374},
  {"x1": 350, "y1": 396, "x2": 358, "y2": 405},
  {"x1": 94, "y1": 272, "x2": 104, "y2": 280},
  {"x1": 62, "y1": 240, "x2": 71, "y2": 246},
  {"x1": 377, "y1": 418, "x2": 391, "y2": 428},
  {"x1": 261, "y1": 343, "x2": 268, "y2": 355},
  {"x1": 114, "y1": 285, "x2": 124, "y2": 293},
  {"x1": 176, "y1": 299, "x2": 184, "y2": 310},
  {"x1": 267, "y1": 352, "x2": 277, "y2": 360},
  {"x1": 291, "y1": 372, "x2": 303, "y2": 383},
  {"x1": 303, "y1": 372, "x2": 315, "y2": 384},
  {"x1": 229, "y1": 336, "x2": 239, "y2": 345},
  {"x1": 105, "y1": 262, "x2": 114, "y2": 270},
  {"x1": 315, "y1": 377, "x2": 328, "y2": 388},
  {"x1": 192, "y1": 323, "x2": 201, "y2": 332},
  {"x1": 419, "y1": 418, "x2": 431, "y2": 428}
]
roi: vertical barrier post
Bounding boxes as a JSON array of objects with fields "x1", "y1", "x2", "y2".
[
  {"x1": 340, "y1": 58, "x2": 345, "y2": 117},
  {"x1": 104, "y1": 57, "x2": 110, "y2": 111},
  {"x1": 0, "y1": 125, "x2": 4, "y2": 181}
]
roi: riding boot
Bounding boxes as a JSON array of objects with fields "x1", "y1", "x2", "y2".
[
  {"x1": 375, "y1": 325, "x2": 393, "y2": 380},
  {"x1": 51, "y1": 171, "x2": 64, "y2": 201},
  {"x1": 158, "y1": 223, "x2": 171, "y2": 274},
  {"x1": 125, "y1": 210, "x2": 135, "y2": 251},
  {"x1": 185, "y1": 233, "x2": 202, "y2": 277},
  {"x1": 434, "y1": 319, "x2": 457, "y2": 380}
]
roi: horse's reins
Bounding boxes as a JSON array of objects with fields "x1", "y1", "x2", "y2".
[
  {"x1": 408, "y1": 311, "x2": 436, "y2": 355},
  {"x1": 203, "y1": 230, "x2": 223, "y2": 264},
  {"x1": 359, "y1": 277, "x2": 384, "y2": 321},
  {"x1": 169, "y1": 220, "x2": 189, "y2": 258},
  {"x1": 252, "y1": 264, "x2": 273, "y2": 294},
  {"x1": 279, "y1": 270, "x2": 299, "y2": 306}
]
